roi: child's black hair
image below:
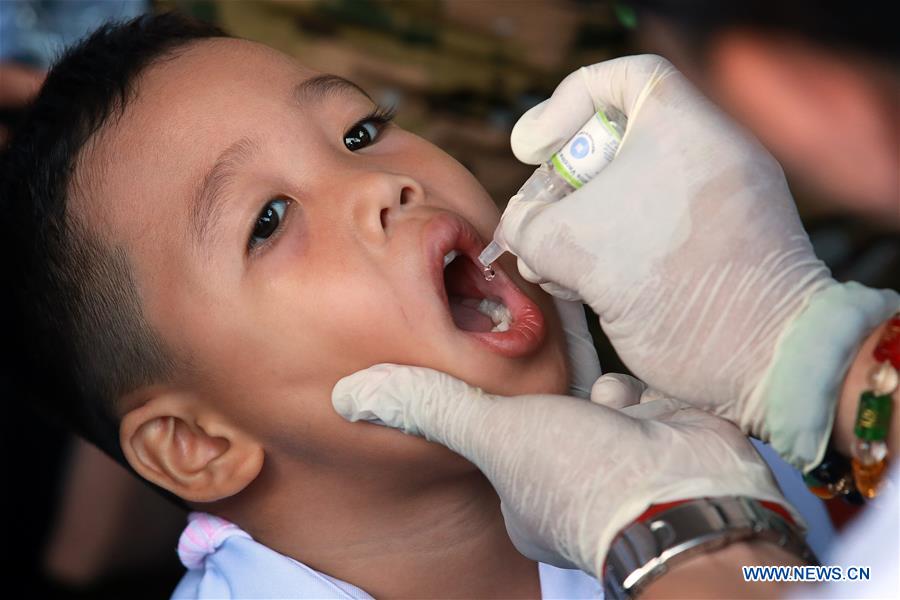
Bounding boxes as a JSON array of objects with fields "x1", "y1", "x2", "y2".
[{"x1": 1, "y1": 13, "x2": 227, "y2": 478}]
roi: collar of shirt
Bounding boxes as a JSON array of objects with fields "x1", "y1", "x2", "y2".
[{"x1": 172, "y1": 512, "x2": 603, "y2": 599}]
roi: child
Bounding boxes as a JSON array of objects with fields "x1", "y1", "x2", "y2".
[{"x1": 3, "y1": 13, "x2": 600, "y2": 598}]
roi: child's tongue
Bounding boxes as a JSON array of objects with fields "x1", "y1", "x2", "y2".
[{"x1": 448, "y1": 296, "x2": 495, "y2": 332}]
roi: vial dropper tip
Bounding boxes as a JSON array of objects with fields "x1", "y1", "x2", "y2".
[
  {"x1": 478, "y1": 240, "x2": 504, "y2": 281},
  {"x1": 478, "y1": 240, "x2": 505, "y2": 268}
]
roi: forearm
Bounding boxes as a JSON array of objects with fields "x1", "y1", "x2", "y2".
[
  {"x1": 832, "y1": 319, "x2": 899, "y2": 459},
  {"x1": 642, "y1": 540, "x2": 807, "y2": 599}
]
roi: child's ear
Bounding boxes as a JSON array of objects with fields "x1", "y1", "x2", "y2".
[{"x1": 119, "y1": 391, "x2": 264, "y2": 503}]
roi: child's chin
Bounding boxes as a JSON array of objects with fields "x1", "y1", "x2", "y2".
[
  {"x1": 489, "y1": 364, "x2": 568, "y2": 398},
  {"x1": 386, "y1": 429, "x2": 478, "y2": 474},
  {"x1": 471, "y1": 327, "x2": 569, "y2": 397}
]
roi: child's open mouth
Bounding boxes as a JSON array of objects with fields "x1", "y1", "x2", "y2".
[{"x1": 424, "y1": 213, "x2": 545, "y2": 358}]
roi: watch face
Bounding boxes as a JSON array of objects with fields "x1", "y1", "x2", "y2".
[{"x1": 604, "y1": 497, "x2": 812, "y2": 598}]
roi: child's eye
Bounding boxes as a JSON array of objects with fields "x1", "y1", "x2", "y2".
[
  {"x1": 344, "y1": 120, "x2": 381, "y2": 151},
  {"x1": 344, "y1": 119, "x2": 383, "y2": 152},
  {"x1": 249, "y1": 197, "x2": 289, "y2": 251},
  {"x1": 343, "y1": 105, "x2": 396, "y2": 151}
]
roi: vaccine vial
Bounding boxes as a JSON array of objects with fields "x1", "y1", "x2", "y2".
[{"x1": 478, "y1": 106, "x2": 627, "y2": 271}]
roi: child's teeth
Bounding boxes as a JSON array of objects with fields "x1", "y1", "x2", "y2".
[
  {"x1": 476, "y1": 299, "x2": 512, "y2": 332},
  {"x1": 443, "y1": 250, "x2": 460, "y2": 268},
  {"x1": 491, "y1": 320, "x2": 510, "y2": 333}
]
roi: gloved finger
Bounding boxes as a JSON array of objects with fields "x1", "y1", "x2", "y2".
[
  {"x1": 589, "y1": 373, "x2": 645, "y2": 409},
  {"x1": 515, "y1": 255, "x2": 546, "y2": 285},
  {"x1": 497, "y1": 190, "x2": 565, "y2": 279},
  {"x1": 579, "y1": 54, "x2": 677, "y2": 123},
  {"x1": 517, "y1": 256, "x2": 582, "y2": 304},
  {"x1": 552, "y1": 298, "x2": 601, "y2": 399},
  {"x1": 638, "y1": 385, "x2": 669, "y2": 405},
  {"x1": 510, "y1": 74, "x2": 598, "y2": 164},
  {"x1": 540, "y1": 281, "x2": 582, "y2": 302},
  {"x1": 332, "y1": 363, "x2": 493, "y2": 455},
  {"x1": 620, "y1": 396, "x2": 687, "y2": 421},
  {"x1": 511, "y1": 55, "x2": 677, "y2": 164}
]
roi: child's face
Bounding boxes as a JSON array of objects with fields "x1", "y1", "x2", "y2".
[{"x1": 88, "y1": 39, "x2": 567, "y2": 476}]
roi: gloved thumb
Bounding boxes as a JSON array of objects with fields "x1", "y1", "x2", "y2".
[
  {"x1": 589, "y1": 373, "x2": 646, "y2": 409},
  {"x1": 332, "y1": 363, "x2": 494, "y2": 458}
]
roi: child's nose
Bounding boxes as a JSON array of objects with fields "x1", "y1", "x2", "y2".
[{"x1": 352, "y1": 172, "x2": 424, "y2": 241}]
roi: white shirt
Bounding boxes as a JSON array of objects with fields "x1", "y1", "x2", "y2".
[{"x1": 171, "y1": 512, "x2": 603, "y2": 599}]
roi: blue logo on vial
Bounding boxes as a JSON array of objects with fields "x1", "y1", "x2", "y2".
[{"x1": 571, "y1": 136, "x2": 590, "y2": 158}]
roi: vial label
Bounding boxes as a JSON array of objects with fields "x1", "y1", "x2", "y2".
[{"x1": 551, "y1": 109, "x2": 622, "y2": 189}]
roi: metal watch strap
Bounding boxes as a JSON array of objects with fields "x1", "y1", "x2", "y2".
[{"x1": 603, "y1": 497, "x2": 815, "y2": 599}]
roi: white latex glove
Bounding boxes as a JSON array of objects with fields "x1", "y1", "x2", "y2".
[
  {"x1": 502, "y1": 54, "x2": 899, "y2": 470},
  {"x1": 332, "y1": 364, "x2": 799, "y2": 578},
  {"x1": 553, "y1": 297, "x2": 601, "y2": 399}
]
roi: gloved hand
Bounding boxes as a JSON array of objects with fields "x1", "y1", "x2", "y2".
[
  {"x1": 501, "y1": 54, "x2": 899, "y2": 470},
  {"x1": 332, "y1": 364, "x2": 799, "y2": 577},
  {"x1": 553, "y1": 297, "x2": 601, "y2": 399}
]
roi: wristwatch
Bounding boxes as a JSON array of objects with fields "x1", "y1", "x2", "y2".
[{"x1": 603, "y1": 496, "x2": 815, "y2": 599}]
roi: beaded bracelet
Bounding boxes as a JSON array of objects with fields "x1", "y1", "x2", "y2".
[
  {"x1": 853, "y1": 313, "x2": 899, "y2": 497},
  {"x1": 804, "y1": 448, "x2": 863, "y2": 503},
  {"x1": 805, "y1": 313, "x2": 899, "y2": 500}
]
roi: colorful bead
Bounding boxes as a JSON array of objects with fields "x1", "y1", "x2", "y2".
[
  {"x1": 805, "y1": 451, "x2": 849, "y2": 485},
  {"x1": 868, "y1": 362, "x2": 899, "y2": 396},
  {"x1": 854, "y1": 391, "x2": 893, "y2": 441},
  {"x1": 805, "y1": 483, "x2": 837, "y2": 500},
  {"x1": 873, "y1": 314, "x2": 900, "y2": 370},
  {"x1": 804, "y1": 474, "x2": 855, "y2": 500},
  {"x1": 804, "y1": 450, "x2": 854, "y2": 499},
  {"x1": 853, "y1": 438, "x2": 889, "y2": 466},
  {"x1": 852, "y1": 456, "x2": 888, "y2": 499}
]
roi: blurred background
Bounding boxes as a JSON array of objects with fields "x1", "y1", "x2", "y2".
[{"x1": 1, "y1": 1, "x2": 896, "y2": 597}]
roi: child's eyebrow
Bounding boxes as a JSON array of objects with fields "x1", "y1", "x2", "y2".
[
  {"x1": 191, "y1": 136, "x2": 260, "y2": 247},
  {"x1": 190, "y1": 74, "x2": 370, "y2": 249},
  {"x1": 293, "y1": 73, "x2": 372, "y2": 104}
]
